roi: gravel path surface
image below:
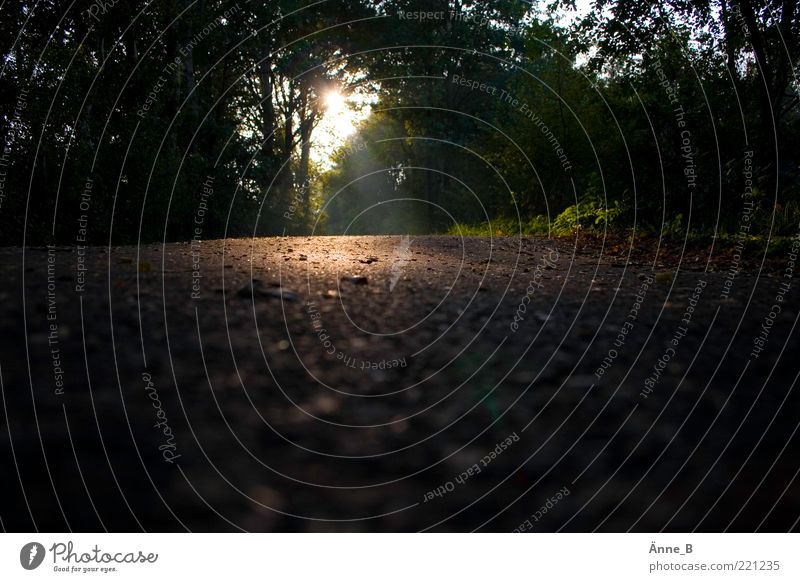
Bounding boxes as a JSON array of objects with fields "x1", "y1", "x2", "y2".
[{"x1": 1, "y1": 235, "x2": 798, "y2": 531}]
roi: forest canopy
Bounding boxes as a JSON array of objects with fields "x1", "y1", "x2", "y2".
[{"x1": 1, "y1": 0, "x2": 798, "y2": 244}]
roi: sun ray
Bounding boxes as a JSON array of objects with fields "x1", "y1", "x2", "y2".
[{"x1": 312, "y1": 88, "x2": 374, "y2": 168}]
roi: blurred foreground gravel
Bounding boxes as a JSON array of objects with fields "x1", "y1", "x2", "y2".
[{"x1": 1, "y1": 236, "x2": 798, "y2": 531}]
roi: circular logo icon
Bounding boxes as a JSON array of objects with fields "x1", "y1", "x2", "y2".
[{"x1": 20, "y1": 542, "x2": 46, "y2": 570}]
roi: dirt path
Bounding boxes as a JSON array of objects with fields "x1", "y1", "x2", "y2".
[{"x1": 1, "y1": 236, "x2": 798, "y2": 531}]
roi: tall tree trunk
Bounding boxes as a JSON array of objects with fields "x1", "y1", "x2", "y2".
[
  {"x1": 257, "y1": 53, "x2": 276, "y2": 166},
  {"x1": 181, "y1": 0, "x2": 203, "y2": 156},
  {"x1": 280, "y1": 82, "x2": 295, "y2": 196},
  {"x1": 297, "y1": 82, "x2": 316, "y2": 214},
  {"x1": 736, "y1": 0, "x2": 780, "y2": 195}
]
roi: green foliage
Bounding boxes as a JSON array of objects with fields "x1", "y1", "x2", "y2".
[
  {"x1": 661, "y1": 213, "x2": 685, "y2": 237},
  {"x1": 3, "y1": 0, "x2": 798, "y2": 244},
  {"x1": 447, "y1": 199, "x2": 626, "y2": 237},
  {"x1": 551, "y1": 196, "x2": 624, "y2": 234},
  {"x1": 447, "y1": 216, "x2": 549, "y2": 237}
]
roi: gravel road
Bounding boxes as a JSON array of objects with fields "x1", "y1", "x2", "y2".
[{"x1": 1, "y1": 235, "x2": 798, "y2": 531}]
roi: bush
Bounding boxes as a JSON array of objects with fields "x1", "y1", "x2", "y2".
[{"x1": 551, "y1": 194, "x2": 624, "y2": 235}]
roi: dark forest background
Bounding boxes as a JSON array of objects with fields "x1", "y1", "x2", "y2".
[{"x1": 1, "y1": 0, "x2": 798, "y2": 244}]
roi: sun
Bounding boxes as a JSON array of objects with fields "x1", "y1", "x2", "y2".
[
  {"x1": 312, "y1": 84, "x2": 377, "y2": 168},
  {"x1": 321, "y1": 90, "x2": 354, "y2": 139},
  {"x1": 323, "y1": 90, "x2": 347, "y2": 115},
  {"x1": 313, "y1": 88, "x2": 372, "y2": 168}
]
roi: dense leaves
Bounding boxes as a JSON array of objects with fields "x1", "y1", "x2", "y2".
[{"x1": 1, "y1": 0, "x2": 798, "y2": 243}]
